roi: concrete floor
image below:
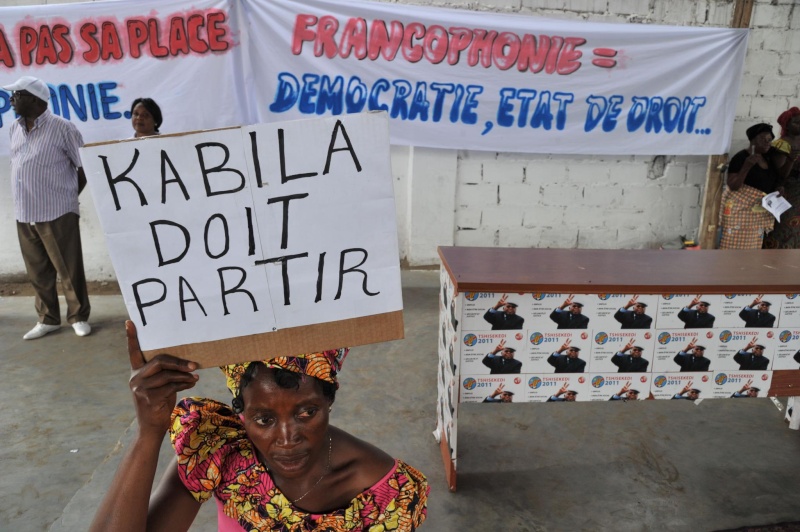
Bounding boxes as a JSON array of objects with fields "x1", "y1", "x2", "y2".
[{"x1": 1, "y1": 270, "x2": 799, "y2": 532}]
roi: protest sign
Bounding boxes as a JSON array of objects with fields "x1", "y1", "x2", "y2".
[{"x1": 80, "y1": 112, "x2": 403, "y2": 366}]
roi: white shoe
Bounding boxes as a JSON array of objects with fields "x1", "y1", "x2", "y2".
[
  {"x1": 72, "y1": 321, "x2": 92, "y2": 337},
  {"x1": 23, "y1": 322, "x2": 60, "y2": 340}
]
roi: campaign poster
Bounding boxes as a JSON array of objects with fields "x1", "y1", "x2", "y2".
[
  {"x1": 715, "y1": 328, "x2": 777, "y2": 371},
  {"x1": 528, "y1": 374, "x2": 589, "y2": 403},
  {"x1": 711, "y1": 371, "x2": 772, "y2": 399},
  {"x1": 773, "y1": 328, "x2": 800, "y2": 370},
  {"x1": 587, "y1": 373, "x2": 651, "y2": 401},
  {"x1": 654, "y1": 294, "x2": 722, "y2": 330},
  {"x1": 650, "y1": 372, "x2": 712, "y2": 401},
  {"x1": 524, "y1": 330, "x2": 590, "y2": 374},
  {"x1": 716, "y1": 293, "x2": 782, "y2": 329},
  {"x1": 460, "y1": 375, "x2": 526, "y2": 404},
  {"x1": 651, "y1": 329, "x2": 716, "y2": 373},
  {"x1": 587, "y1": 330, "x2": 656, "y2": 374},
  {"x1": 462, "y1": 292, "x2": 529, "y2": 331},
  {"x1": 460, "y1": 331, "x2": 526, "y2": 376},
  {"x1": 589, "y1": 294, "x2": 657, "y2": 331}
]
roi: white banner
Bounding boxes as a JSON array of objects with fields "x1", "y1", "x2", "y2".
[
  {"x1": 245, "y1": 0, "x2": 748, "y2": 155},
  {"x1": 0, "y1": 0, "x2": 249, "y2": 156},
  {"x1": 0, "y1": 0, "x2": 748, "y2": 156}
]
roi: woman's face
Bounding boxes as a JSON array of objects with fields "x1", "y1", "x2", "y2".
[
  {"x1": 241, "y1": 369, "x2": 332, "y2": 480},
  {"x1": 751, "y1": 131, "x2": 773, "y2": 154},
  {"x1": 787, "y1": 115, "x2": 800, "y2": 136},
  {"x1": 131, "y1": 103, "x2": 157, "y2": 137}
]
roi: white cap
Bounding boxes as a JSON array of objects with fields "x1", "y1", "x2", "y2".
[{"x1": 2, "y1": 76, "x2": 50, "y2": 102}]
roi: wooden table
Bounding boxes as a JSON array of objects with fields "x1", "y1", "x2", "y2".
[{"x1": 436, "y1": 247, "x2": 800, "y2": 490}]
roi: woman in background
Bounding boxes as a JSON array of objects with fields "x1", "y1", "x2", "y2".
[
  {"x1": 763, "y1": 107, "x2": 800, "y2": 249},
  {"x1": 719, "y1": 123, "x2": 782, "y2": 249},
  {"x1": 130, "y1": 97, "x2": 162, "y2": 138}
]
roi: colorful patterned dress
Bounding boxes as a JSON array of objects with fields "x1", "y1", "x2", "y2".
[{"x1": 169, "y1": 398, "x2": 429, "y2": 532}]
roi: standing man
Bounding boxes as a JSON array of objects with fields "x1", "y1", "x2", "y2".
[
  {"x1": 549, "y1": 294, "x2": 589, "y2": 329},
  {"x1": 482, "y1": 340, "x2": 522, "y2": 374},
  {"x1": 611, "y1": 339, "x2": 649, "y2": 372},
  {"x1": 677, "y1": 296, "x2": 715, "y2": 329},
  {"x1": 738, "y1": 296, "x2": 776, "y2": 328},
  {"x1": 673, "y1": 340, "x2": 711, "y2": 372},
  {"x1": 613, "y1": 296, "x2": 652, "y2": 329},
  {"x1": 733, "y1": 338, "x2": 770, "y2": 370},
  {"x1": 4, "y1": 76, "x2": 91, "y2": 339},
  {"x1": 547, "y1": 341, "x2": 586, "y2": 373},
  {"x1": 483, "y1": 293, "x2": 525, "y2": 330}
]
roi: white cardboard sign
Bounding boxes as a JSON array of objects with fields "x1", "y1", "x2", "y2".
[{"x1": 81, "y1": 112, "x2": 402, "y2": 351}]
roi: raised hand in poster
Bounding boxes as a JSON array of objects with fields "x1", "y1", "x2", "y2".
[
  {"x1": 547, "y1": 340, "x2": 586, "y2": 373},
  {"x1": 731, "y1": 379, "x2": 760, "y2": 398},
  {"x1": 546, "y1": 383, "x2": 578, "y2": 402},
  {"x1": 482, "y1": 339, "x2": 522, "y2": 375},
  {"x1": 614, "y1": 295, "x2": 652, "y2": 329},
  {"x1": 611, "y1": 339, "x2": 649, "y2": 373},
  {"x1": 678, "y1": 295, "x2": 715, "y2": 329},
  {"x1": 739, "y1": 295, "x2": 776, "y2": 328},
  {"x1": 550, "y1": 295, "x2": 589, "y2": 329},
  {"x1": 483, "y1": 383, "x2": 514, "y2": 403},
  {"x1": 734, "y1": 337, "x2": 769, "y2": 370},
  {"x1": 483, "y1": 293, "x2": 524, "y2": 330}
]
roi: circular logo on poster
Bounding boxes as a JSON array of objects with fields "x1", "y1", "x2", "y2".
[
  {"x1": 653, "y1": 375, "x2": 667, "y2": 388},
  {"x1": 597, "y1": 294, "x2": 610, "y2": 300},
  {"x1": 463, "y1": 334, "x2": 478, "y2": 346},
  {"x1": 514, "y1": 377, "x2": 521, "y2": 385},
  {"x1": 715, "y1": 373, "x2": 728, "y2": 385},
  {"x1": 594, "y1": 332, "x2": 609, "y2": 345},
  {"x1": 515, "y1": 333, "x2": 523, "y2": 341},
  {"x1": 779, "y1": 330, "x2": 793, "y2": 343},
  {"x1": 462, "y1": 378, "x2": 477, "y2": 390},
  {"x1": 662, "y1": 295, "x2": 675, "y2": 300},
  {"x1": 528, "y1": 376, "x2": 542, "y2": 389},
  {"x1": 724, "y1": 294, "x2": 737, "y2": 299},
  {"x1": 658, "y1": 332, "x2": 671, "y2": 345},
  {"x1": 532, "y1": 293, "x2": 546, "y2": 300},
  {"x1": 530, "y1": 332, "x2": 544, "y2": 345},
  {"x1": 718, "y1": 330, "x2": 732, "y2": 343},
  {"x1": 591, "y1": 376, "x2": 605, "y2": 388},
  {"x1": 465, "y1": 292, "x2": 479, "y2": 301},
  {"x1": 786, "y1": 294, "x2": 798, "y2": 299}
]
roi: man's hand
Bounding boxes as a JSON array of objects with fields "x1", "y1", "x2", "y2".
[
  {"x1": 680, "y1": 382, "x2": 694, "y2": 394},
  {"x1": 689, "y1": 295, "x2": 702, "y2": 308},
  {"x1": 491, "y1": 384, "x2": 505, "y2": 398},
  {"x1": 77, "y1": 167, "x2": 87, "y2": 194},
  {"x1": 494, "y1": 294, "x2": 508, "y2": 310},
  {"x1": 560, "y1": 294, "x2": 575, "y2": 309},
  {"x1": 751, "y1": 295, "x2": 763, "y2": 308},
  {"x1": 558, "y1": 339, "x2": 571, "y2": 353},
  {"x1": 739, "y1": 379, "x2": 753, "y2": 393},
  {"x1": 625, "y1": 295, "x2": 638, "y2": 309},
  {"x1": 492, "y1": 339, "x2": 506, "y2": 354},
  {"x1": 745, "y1": 337, "x2": 758, "y2": 350},
  {"x1": 686, "y1": 338, "x2": 697, "y2": 352}
]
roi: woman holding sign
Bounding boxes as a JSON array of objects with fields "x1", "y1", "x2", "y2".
[
  {"x1": 90, "y1": 322, "x2": 428, "y2": 531},
  {"x1": 719, "y1": 123, "x2": 784, "y2": 249},
  {"x1": 763, "y1": 107, "x2": 800, "y2": 249}
]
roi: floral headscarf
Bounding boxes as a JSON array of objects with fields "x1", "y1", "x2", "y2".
[{"x1": 221, "y1": 348, "x2": 349, "y2": 398}]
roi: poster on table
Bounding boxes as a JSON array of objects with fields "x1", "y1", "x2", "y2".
[
  {"x1": 524, "y1": 330, "x2": 589, "y2": 374},
  {"x1": 587, "y1": 330, "x2": 656, "y2": 374},
  {"x1": 774, "y1": 328, "x2": 800, "y2": 370},
  {"x1": 714, "y1": 328, "x2": 777, "y2": 371},
  {"x1": 81, "y1": 112, "x2": 403, "y2": 360},
  {"x1": 591, "y1": 294, "x2": 658, "y2": 331},
  {"x1": 650, "y1": 372, "x2": 712, "y2": 401},
  {"x1": 528, "y1": 374, "x2": 589, "y2": 403},
  {"x1": 460, "y1": 375, "x2": 526, "y2": 404},
  {"x1": 588, "y1": 373, "x2": 651, "y2": 401},
  {"x1": 651, "y1": 329, "x2": 717, "y2": 373},
  {"x1": 460, "y1": 331, "x2": 525, "y2": 375},
  {"x1": 715, "y1": 294, "x2": 783, "y2": 329},
  {"x1": 653, "y1": 294, "x2": 723, "y2": 330},
  {"x1": 711, "y1": 371, "x2": 772, "y2": 399}
]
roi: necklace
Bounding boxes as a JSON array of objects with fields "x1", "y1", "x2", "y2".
[{"x1": 291, "y1": 434, "x2": 333, "y2": 504}]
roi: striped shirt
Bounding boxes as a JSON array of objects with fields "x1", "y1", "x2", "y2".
[{"x1": 9, "y1": 110, "x2": 84, "y2": 223}]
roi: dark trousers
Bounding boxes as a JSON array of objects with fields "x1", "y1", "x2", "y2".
[{"x1": 17, "y1": 213, "x2": 91, "y2": 325}]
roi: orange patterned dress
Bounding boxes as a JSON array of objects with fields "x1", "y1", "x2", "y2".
[{"x1": 170, "y1": 398, "x2": 429, "y2": 531}]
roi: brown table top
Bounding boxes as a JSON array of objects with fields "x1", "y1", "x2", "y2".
[{"x1": 438, "y1": 247, "x2": 800, "y2": 294}]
